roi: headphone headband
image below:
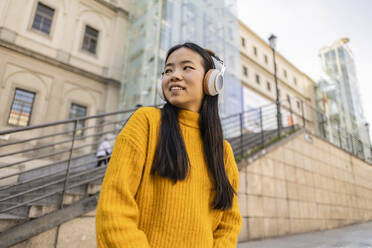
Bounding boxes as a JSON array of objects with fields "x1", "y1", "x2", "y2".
[{"x1": 211, "y1": 55, "x2": 225, "y2": 76}]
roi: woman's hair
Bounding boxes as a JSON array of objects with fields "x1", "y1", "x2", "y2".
[{"x1": 151, "y1": 42, "x2": 235, "y2": 210}]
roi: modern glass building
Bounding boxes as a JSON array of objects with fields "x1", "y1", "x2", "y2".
[
  {"x1": 319, "y1": 38, "x2": 365, "y2": 131},
  {"x1": 318, "y1": 38, "x2": 371, "y2": 160},
  {"x1": 120, "y1": 0, "x2": 242, "y2": 119}
]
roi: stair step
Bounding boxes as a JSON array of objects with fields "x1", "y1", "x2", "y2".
[
  {"x1": 87, "y1": 184, "x2": 101, "y2": 195},
  {"x1": 28, "y1": 205, "x2": 57, "y2": 218},
  {"x1": 62, "y1": 194, "x2": 85, "y2": 205}
]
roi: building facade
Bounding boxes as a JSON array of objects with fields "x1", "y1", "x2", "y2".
[
  {"x1": 0, "y1": 0, "x2": 129, "y2": 132},
  {"x1": 239, "y1": 21, "x2": 315, "y2": 133}
]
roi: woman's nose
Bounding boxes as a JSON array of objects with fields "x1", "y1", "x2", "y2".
[{"x1": 170, "y1": 68, "x2": 183, "y2": 81}]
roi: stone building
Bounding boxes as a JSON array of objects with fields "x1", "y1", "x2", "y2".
[{"x1": 0, "y1": 0, "x2": 129, "y2": 131}]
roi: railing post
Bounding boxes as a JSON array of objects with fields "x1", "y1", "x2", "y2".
[
  {"x1": 320, "y1": 114, "x2": 326, "y2": 138},
  {"x1": 60, "y1": 120, "x2": 78, "y2": 209},
  {"x1": 301, "y1": 100, "x2": 305, "y2": 128},
  {"x1": 240, "y1": 113, "x2": 243, "y2": 158},
  {"x1": 288, "y1": 97, "x2": 294, "y2": 131},
  {"x1": 276, "y1": 103, "x2": 281, "y2": 139},
  {"x1": 259, "y1": 107, "x2": 264, "y2": 147}
]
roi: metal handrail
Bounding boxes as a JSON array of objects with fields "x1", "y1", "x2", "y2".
[
  {"x1": 0, "y1": 172, "x2": 105, "y2": 214},
  {"x1": 0, "y1": 152, "x2": 111, "y2": 192},
  {"x1": 0, "y1": 129, "x2": 75, "y2": 148},
  {"x1": 0, "y1": 150, "x2": 101, "y2": 181},
  {"x1": 0, "y1": 106, "x2": 142, "y2": 136},
  {"x1": 0, "y1": 134, "x2": 117, "y2": 170},
  {"x1": 0, "y1": 165, "x2": 106, "y2": 203}
]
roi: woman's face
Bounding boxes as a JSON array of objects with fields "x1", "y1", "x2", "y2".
[{"x1": 162, "y1": 47, "x2": 205, "y2": 113}]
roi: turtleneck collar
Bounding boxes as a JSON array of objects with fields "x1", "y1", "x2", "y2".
[{"x1": 178, "y1": 108, "x2": 200, "y2": 129}]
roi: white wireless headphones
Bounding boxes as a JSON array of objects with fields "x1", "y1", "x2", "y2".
[{"x1": 158, "y1": 55, "x2": 225, "y2": 101}]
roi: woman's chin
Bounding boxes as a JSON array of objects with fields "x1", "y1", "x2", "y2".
[{"x1": 167, "y1": 96, "x2": 184, "y2": 105}]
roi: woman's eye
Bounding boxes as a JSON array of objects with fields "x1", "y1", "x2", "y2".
[
  {"x1": 165, "y1": 69, "x2": 172, "y2": 73},
  {"x1": 184, "y1": 66, "x2": 193, "y2": 70}
]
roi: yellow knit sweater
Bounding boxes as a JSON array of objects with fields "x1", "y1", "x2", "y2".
[{"x1": 96, "y1": 107, "x2": 241, "y2": 248}]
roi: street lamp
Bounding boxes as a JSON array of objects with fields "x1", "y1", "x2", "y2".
[{"x1": 268, "y1": 34, "x2": 281, "y2": 137}]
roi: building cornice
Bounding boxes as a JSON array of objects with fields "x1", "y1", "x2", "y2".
[
  {"x1": 0, "y1": 38, "x2": 121, "y2": 87},
  {"x1": 94, "y1": 0, "x2": 129, "y2": 18},
  {"x1": 240, "y1": 51, "x2": 311, "y2": 102}
]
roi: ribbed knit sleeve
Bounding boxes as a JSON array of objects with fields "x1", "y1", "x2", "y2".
[
  {"x1": 96, "y1": 108, "x2": 150, "y2": 248},
  {"x1": 213, "y1": 141, "x2": 242, "y2": 248}
]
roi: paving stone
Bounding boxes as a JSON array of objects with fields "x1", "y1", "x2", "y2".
[{"x1": 238, "y1": 221, "x2": 372, "y2": 248}]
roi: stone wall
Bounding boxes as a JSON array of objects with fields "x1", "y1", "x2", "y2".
[{"x1": 238, "y1": 130, "x2": 372, "y2": 241}]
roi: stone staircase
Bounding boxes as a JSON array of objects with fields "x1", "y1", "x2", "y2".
[{"x1": 0, "y1": 154, "x2": 105, "y2": 232}]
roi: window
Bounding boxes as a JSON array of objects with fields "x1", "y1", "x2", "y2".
[
  {"x1": 241, "y1": 37, "x2": 245, "y2": 47},
  {"x1": 8, "y1": 89, "x2": 36, "y2": 127},
  {"x1": 82, "y1": 25, "x2": 99, "y2": 54},
  {"x1": 286, "y1": 94, "x2": 291, "y2": 103},
  {"x1": 266, "y1": 81, "x2": 271, "y2": 91},
  {"x1": 243, "y1": 66, "x2": 248, "y2": 76},
  {"x1": 255, "y1": 74, "x2": 260, "y2": 84},
  {"x1": 32, "y1": 2, "x2": 55, "y2": 35},
  {"x1": 283, "y1": 69, "x2": 287, "y2": 78},
  {"x1": 294, "y1": 77, "x2": 297, "y2": 85},
  {"x1": 253, "y1": 46, "x2": 257, "y2": 56},
  {"x1": 264, "y1": 55, "x2": 268, "y2": 64},
  {"x1": 297, "y1": 101, "x2": 300, "y2": 109},
  {"x1": 69, "y1": 103, "x2": 87, "y2": 136}
]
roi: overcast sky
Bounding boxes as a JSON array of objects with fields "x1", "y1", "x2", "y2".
[{"x1": 237, "y1": 0, "x2": 372, "y2": 130}]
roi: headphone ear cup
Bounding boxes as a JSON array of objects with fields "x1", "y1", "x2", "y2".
[
  {"x1": 203, "y1": 69, "x2": 223, "y2": 96},
  {"x1": 203, "y1": 70, "x2": 214, "y2": 95},
  {"x1": 158, "y1": 80, "x2": 165, "y2": 101}
]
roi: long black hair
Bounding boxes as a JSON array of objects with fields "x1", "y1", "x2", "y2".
[{"x1": 151, "y1": 42, "x2": 235, "y2": 210}]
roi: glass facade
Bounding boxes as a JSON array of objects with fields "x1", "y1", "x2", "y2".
[
  {"x1": 318, "y1": 38, "x2": 369, "y2": 153},
  {"x1": 120, "y1": 0, "x2": 242, "y2": 118}
]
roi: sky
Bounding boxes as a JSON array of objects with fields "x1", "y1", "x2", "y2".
[{"x1": 237, "y1": 0, "x2": 372, "y2": 130}]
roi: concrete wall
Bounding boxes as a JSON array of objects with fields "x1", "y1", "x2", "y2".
[{"x1": 238, "y1": 130, "x2": 372, "y2": 241}]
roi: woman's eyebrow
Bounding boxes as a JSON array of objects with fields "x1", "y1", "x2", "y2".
[{"x1": 165, "y1": 60, "x2": 195, "y2": 67}]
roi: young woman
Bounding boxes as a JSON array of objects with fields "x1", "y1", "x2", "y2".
[{"x1": 96, "y1": 42, "x2": 241, "y2": 247}]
